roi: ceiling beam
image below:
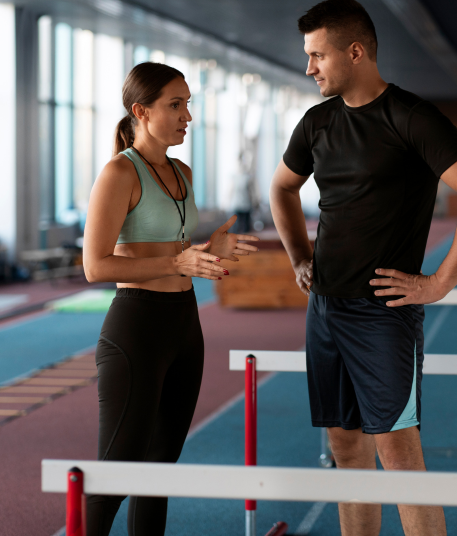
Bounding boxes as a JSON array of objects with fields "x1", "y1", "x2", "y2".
[
  {"x1": 81, "y1": 0, "x2": 313, "y2": 88},
  {"x1": 382, "y1": 0, "x2": 457, "y2": 85}
]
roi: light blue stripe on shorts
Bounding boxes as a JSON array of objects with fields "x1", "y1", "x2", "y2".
[{"x1": 391, "y1": 342, "x2": 420, "y2": 431}]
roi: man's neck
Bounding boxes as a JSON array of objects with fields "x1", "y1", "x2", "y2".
[{"x1": 341, "y1": 75, "x2": 389, "y2": 108}]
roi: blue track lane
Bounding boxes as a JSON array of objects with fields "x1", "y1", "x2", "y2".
[
  {"x1": 0, "y1": 313, "x2": 107, "y2": 385},
  {"x1": 0, "y1": 280, "x2": 216, "y2": 386}
]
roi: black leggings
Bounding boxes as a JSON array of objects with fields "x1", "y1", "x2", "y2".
[{"x1": 86, "y1": 287, "x2": 204, "y2": 536}]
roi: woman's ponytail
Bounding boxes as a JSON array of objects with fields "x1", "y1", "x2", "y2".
[{"x1": 113, "y1": 115, "x2": 134, "y2": 155}]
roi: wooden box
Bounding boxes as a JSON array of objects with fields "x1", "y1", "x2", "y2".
[{"x1": 215, "y1": 249, "x2": 309, "y2": 309}]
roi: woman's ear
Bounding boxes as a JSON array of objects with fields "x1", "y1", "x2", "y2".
[{"x1": 132, "y1": 102, "x2": 147, "y2": 122}]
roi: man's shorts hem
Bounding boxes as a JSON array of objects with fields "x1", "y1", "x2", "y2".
[
  {"x1": 311, "y1": 420, "x2": 360, "y2": 430},
  {"x1": 312, "y1": 419, "x2": 420, "y2": 434},
  {"x1": 361, "y1": 419, "x2": 420, "y2": 435},
  {"x1": 388, "y1": 418, "x2": 420, "y2": 433}
]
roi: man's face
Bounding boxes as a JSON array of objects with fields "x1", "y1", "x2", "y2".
[{"x1": 304, "y1": 28, "x2": 353, "y2": 97}]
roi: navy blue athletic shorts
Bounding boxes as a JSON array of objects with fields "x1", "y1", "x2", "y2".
[{"x1": 306, "y1": 292, "x2": 425, "y2": 434}]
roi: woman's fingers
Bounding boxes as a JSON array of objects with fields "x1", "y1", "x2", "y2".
[
  {"x1": 199, "y1": 267, "x2": 226, "y2": 278},
  {"x1": 235, "y1": 242, "x2": 259, "y2": 252},
  {"x1": 197, "y1": 271, "x2": 222, "y2": 280},
  {"x1": 218, "y1": 215, "x2": 237, "y2": 233},
  {"x1": 199, "y1": 251, "x2": 223, "y2": 263},
  {"x1": 191, "y1": 241, "x2": 211, "y2": 251},
  {"x1": 197, "y1": 254, "x2": 229, "y2": 273},
  {"x1": 195, "y1": 264, "x2": 231, "y2": 279},
  {"x1": 235, "y1": 234, "x2": 260, "y2": 242}
]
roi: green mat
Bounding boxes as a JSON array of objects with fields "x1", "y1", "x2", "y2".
[{"x1": 47, "y1": 290, "x2": 116, "y2": 312}]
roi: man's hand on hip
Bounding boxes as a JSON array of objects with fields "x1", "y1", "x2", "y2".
[
  {"x1": 369, "y1": 268, "x2": 452, "y2": 307},
  {"x1": 295, "y1": 259, "x2": 314, "y2": 296}
]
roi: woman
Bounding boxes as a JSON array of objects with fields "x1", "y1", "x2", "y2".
[{"x1": 83, "y1": 62, "x2": 259, "y2": 536}]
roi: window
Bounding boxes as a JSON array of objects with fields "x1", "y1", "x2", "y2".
[
  {"x1": 0, "y1": 4, "x2": 16, "y2": 255},
  {"x1": 37, "y1": 15, "x2": 322, "y2": 230},
  {"x1": 38, "y1": 18, "x2": 124, "y2": 228}
]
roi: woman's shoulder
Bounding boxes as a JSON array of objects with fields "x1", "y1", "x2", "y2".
[
  {"x1": 109, "y1": 152, "x2": 136, "y2": 172},
  {"x1": 171, "y1": 158, "x2": 192, "y2": 184},
  {"x1": 94, "y1": 153, "x2": 138, "y2": 192},
  {"x1": 103, "y1": 153, "x2": 137, "y2": 178}
]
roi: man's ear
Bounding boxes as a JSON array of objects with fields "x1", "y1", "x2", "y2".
[{"x1": 350, "y1": 41, "x2": 365, "y2": 64}]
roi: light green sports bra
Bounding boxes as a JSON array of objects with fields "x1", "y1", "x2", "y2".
[{"x1": 116, "y1": 148, "x2": 198, "y2": 244}]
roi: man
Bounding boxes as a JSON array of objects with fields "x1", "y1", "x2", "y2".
[{"x1": 270, "y1": 1, "x2": 457, "y2": 535}]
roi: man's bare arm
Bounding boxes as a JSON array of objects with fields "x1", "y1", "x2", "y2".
[
  {"x1": 370, "y1": 160, "x2": 457, "y2": 306},
  {"x1": 270, "y1": 159, "x2": 313, "y2": 295}
]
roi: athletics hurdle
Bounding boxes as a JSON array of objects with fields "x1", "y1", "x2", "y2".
[
  {"x1": 42, "y1": 459, "x2": 457, "y2": 509},
  {"x1": 230, "y1": 351, "x2": 457, "y2": 472},
  {"x1": 43, "y1": 352, "x2": 457, "y2": 536}
]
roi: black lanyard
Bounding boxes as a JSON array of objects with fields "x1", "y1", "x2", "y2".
[{"x1": 131, "y1": 146, "x2": 187, "y2": 252}]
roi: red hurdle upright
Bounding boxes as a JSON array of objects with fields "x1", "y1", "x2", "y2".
[
  {"x1": 244, "y1": 355, "x2": 288, "y2": 536},
  {"x1": 245, "y1": 355, "x2": 257, "y2": 535},
  {"x1": 66, "y1": 467, "x2": 86, "y2": 536}
]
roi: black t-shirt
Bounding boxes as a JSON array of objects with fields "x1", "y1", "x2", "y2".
[{"x1": 283, "y1": 83, "x2": 457, "y2": 299}]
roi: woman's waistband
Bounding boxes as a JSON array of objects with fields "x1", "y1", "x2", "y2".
[{"x1": 115, "y1": 286, "x2": 196, "y2": 303}]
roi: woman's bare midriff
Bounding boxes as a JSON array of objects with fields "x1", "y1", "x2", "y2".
[{"x1": 114, "y1": 241, "x2": 193, "y2": 292}]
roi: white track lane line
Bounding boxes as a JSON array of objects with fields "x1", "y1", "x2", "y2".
[{"x1": 294, "y1": 501, "x2": 327, "y2": 535}]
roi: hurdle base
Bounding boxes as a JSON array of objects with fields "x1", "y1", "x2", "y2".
[
  {"x1": 264, "y1": 521, "x2": 288, "y2": 536},
  {"x1": 319, "y1": 453, "x2": 335, "y2": 468},
  {"x1": 246, "y1": 510, "x2": 256, "y2": 536}
]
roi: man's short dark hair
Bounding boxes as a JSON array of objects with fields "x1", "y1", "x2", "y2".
[{"x1": 298, "y1": 0, "x2": 378, "y2": 61}]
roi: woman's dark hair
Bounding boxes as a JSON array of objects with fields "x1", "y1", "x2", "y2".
[
  {"x1": 113, "y1": 62, "x2": 184, "y2": 155},
  {"x1": 298, "y1": 0, "x2": 378, "y2": 61}
]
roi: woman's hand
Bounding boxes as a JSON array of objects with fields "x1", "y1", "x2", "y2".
[
  {"x1": 174, "y1": 242, "x2": 228, "y2": 280},
  {"x1": 209, "y1": 215, "x2": 260, "y2": 261}
]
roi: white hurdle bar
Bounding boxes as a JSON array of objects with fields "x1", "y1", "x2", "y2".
[
  {"x1": 229, "y1": 351, "x2": 457, "y2": 375},
  {"x1": 42, "y1": 459, "x2": 457, "y2": 506}
]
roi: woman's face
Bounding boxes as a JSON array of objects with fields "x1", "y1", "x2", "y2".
[{"x1": 142, "y1": 77, "x2": 192, "y2": 147}]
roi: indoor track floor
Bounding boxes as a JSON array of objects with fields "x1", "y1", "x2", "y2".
[{"x1": 1, "y1": 220, "x2": 457, "y2": 535}]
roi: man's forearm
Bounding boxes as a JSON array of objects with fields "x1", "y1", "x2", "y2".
[
  {"x1": 270, "y1": 183, "x2": 313, "y2": 269},
  {"x1": 435, "y1": 227, "x2": 457, "y2": 291}
]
